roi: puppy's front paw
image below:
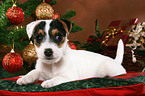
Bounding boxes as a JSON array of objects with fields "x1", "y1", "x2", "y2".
[
  {"x1": 41, "y1": 80, "x2": 54, "y2": 88},
  {"x1": 41, "y1": 80, "x2": 60, "y2": 88},
  {"x1": 41, "y1": 77, "x2": 68, "y2": 88},
  {"x1": 17, "y1": 76, "x2": 34, "y2": 85}
]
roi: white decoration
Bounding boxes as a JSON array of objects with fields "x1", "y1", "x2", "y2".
[{"x1": 129, "y1": 23, "x2": 145, "y2": 63}]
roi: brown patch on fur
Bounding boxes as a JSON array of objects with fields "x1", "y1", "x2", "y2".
[
  {"x1": 58, "y1": 19, "x2": 69, "y2": 35},
  {"x1": 54, "y1": 19, "x2": 70, "y2": 48},
  {"x1": 33, "y1": 29, "x2": 45, "y2": 47},
  {"x1": 52, "y1": 29, "x2": 59, "y2": 36},
  {"x1": 51, "y1": 28, "x2": 65, "y2": 48},
  {"x1": 38, "y1": 29, "x2": 45, "y2": 36}
]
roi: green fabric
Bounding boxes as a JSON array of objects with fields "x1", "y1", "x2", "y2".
[{"x1": 0, "y1": 76, "x2": 144, "y2": 92}]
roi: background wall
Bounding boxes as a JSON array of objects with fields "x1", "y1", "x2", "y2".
[{"x1": 20, "y1": 0, "x2": 145, "y2": 42}]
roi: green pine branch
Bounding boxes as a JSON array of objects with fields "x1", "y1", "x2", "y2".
[
  {"x1": 61, "y1": 10, "x2": 82, "y2": 33},
  {"x1": 0, "y1": 0, "x2": 13, "y2": 27},
  {"x1": 71, "y1": 22, "x2": 82, "y2": 33},
  {"x1": 49, "y1": 0, "x2": 57, "y2": 5},
  {"x1": 60, "y1": 9, "x2": 76, "y2": 19},
  {"x1": 95, "y1": 19, "x2": 105, "y2": 39},
  {"x1": 18, "y1": 0, "x2": 43, "y2": 18}
]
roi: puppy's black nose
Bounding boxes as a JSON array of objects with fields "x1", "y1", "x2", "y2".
[{"x1": 44, "y1": 48, "x2": 53, "y2": 57}]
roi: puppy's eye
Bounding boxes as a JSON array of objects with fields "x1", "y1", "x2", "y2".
[
  {"x1": 54, "y1": 33, "x2": 63, "y2": 43},
  {"x1": 36, "y1": 34, "x2": 43, "y2": 43}
]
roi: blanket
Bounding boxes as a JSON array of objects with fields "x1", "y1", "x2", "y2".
[{"x1": 0, "y1": 72, "x2": 145, "y2": 96}]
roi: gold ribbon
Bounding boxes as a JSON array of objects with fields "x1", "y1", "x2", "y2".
[
  {"x1": 12, "y1": 0, "x2": 17, "y2": 4},
  {"x1": 102, "y1": 27, "x2": 123, "y2": 45},
  {"x1": 12, "y1": 0, "x2": 17, "y2": 7}
]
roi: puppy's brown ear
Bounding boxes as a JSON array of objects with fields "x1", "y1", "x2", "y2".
[{"x1": 60, "y1": 19, "x2": 72, "y2": 33}]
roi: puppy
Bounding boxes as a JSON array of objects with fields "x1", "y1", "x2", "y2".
[{"x1": 17, "y1": 19, "x2": 126, "y2": 88}]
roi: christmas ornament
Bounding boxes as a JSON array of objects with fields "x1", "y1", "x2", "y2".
[
  {"x1": 102, "y1": 27, "x2": 123, "y2": 45},
  {"x1": 68, "y1": 41, "x2": 76, "y2": 49},
  {"x1": 129, "y1": 23, "x2": 145, "y2": 43},
  {"x1": 22, "y1": 41, "x2": 38, "y2": 67},
  {"x1": 6, "y1": 0, "x2": 24, "y2": 25},
  {"x1": 45, "y1": 0, "x2": 51, "y2": 3},
  {"x1": 2, "y1": 49, "x2": 23, "y2": 73},
  {"x1": 129, "y1": 23, "x2": 145, "y2": 63},
  {"x1": 51, "y1": 12, "x2": 60, "y2": 19},
  {"x1": 35, "y1": 1, "x2": 54, "y2": 19}
]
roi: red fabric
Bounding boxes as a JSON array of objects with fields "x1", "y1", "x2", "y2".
[
  {"x1": 112, "y1": 72, "x2": 145, "y2": 79},
  {"x1": 0, "y1": 76, "x2": 20, "y2": 81},
  {"x1": 1, "y1": 73, "x2": 145, "y2": 96},
  {"x1": 1, "y1": 77, "x2": 43, "y2": 84},
  {"x1": 0, "y1": 83, "x2": 144, "y2": 96}
]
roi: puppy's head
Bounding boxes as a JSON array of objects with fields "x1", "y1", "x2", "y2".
[{"x1": 26, "y1": 19, "x2": 71, "y2": 64}]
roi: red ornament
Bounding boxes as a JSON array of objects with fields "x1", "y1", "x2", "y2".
[
  {"x1": 68, "y1": 41, "x2": 77, "y2": 49},
  {"x1": 51, "y1": 12, "x2": 60, "y2": 19},
  {"x1": 2, "y1": 50, "x2": 23, "y2": 73},
  {"x1": 6, "y1": 4, "x2": 24, "y2": 25},
  {"x1": 45, "y1": 0, "x2": 51, "y2": 3}
]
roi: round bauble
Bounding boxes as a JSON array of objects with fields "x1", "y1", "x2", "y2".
[
  {"x1": 6, "y1": 5, "x2": 24, "y2": 25},
  {"x1": 51, "y1": 12, "x2": 60, "y2": 19},
  {"x1": 22, "y1": 42, "x2": 38, "y2": 67},
  {"x1": 2, "y1": 50, "x2": 23, "y2": 73},
  {"x1": 35, "y1": 2, "x2": 54, "y2": 19},
  {"x1": 45, "y1": 0, "x2": 51, "y2": 3},
  {"x1": 68, "y1": 41, "x2": 77, "y2": 50}
]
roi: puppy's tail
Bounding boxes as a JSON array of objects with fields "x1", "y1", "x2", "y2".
[{"x1": 115, "y1": 39, "x2": 124, "y2": 65}]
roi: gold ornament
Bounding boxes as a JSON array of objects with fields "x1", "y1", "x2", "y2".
[
  {"x1": 23, "y1": 41, "x2": 38, "y2": 67},
  {"x1": 102, "y1": 27, "x2": 123, "y2": 45},
  {"x1": 35, "y1": 1, "x2": 54, "y2": 19}
]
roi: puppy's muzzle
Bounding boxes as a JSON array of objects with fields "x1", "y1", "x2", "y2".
[{"x1": 44, "y1": 48, "x2": 53, "y2": 57}]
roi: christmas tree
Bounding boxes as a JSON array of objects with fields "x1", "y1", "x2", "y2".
[{"x1": 0, "y1": 0, "x2": 82, "y2": 79}]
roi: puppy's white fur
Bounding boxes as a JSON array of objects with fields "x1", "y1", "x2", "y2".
[{"x1": 17, "y1": 20, "x2": 126, "y2": 88}]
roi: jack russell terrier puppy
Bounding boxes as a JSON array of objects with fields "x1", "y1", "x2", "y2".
[{"x1": 17, "y1": 19, "x2": 126, "y2": 88}]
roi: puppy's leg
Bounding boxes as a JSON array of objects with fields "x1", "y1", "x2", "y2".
[
  {"x1": 41, "y1": 76, "x2": 74, "y2": 88},
  {"x1": 17, "y1": 69, "x2": 40, "y2": 85},
  {"x1": 41, "y1": 77, "x2": 65, "y2": 88},
  {"x1": 41, "y1": 72, "x2": 78, "y2": 88}
]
